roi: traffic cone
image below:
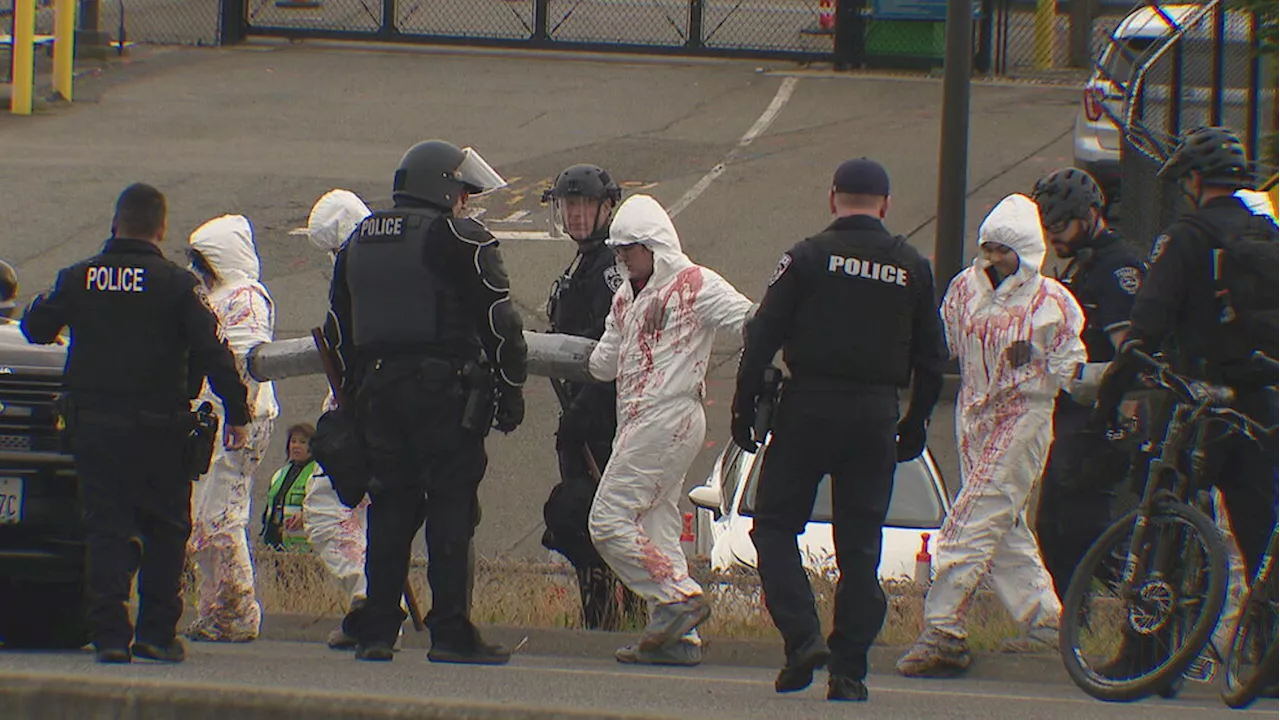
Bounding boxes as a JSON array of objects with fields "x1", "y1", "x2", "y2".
[{"x1": 914, "y1": 532, "x2": 933, "y2": 589}]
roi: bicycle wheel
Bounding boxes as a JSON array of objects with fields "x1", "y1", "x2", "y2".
[
  {"x1": 1060, "y1": 502, "x2": 1228, "y2": 702},
  {"x1": 1221, "y1": 555, "x2": 1278, "y2": 708}
]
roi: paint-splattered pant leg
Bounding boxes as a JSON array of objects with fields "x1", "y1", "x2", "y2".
[
  {"x1": 189, "y1": 419, "x2": 272, "y2": 639},
  {"x1": 924, "y1": 420, "x2": 1058, "y2": 639},
  {"x1": 590, "y1": 399, "x2": 705, "y2": 605},
  {"x1": 307, "y1": 492, "x2": 370, "y2": 602}
]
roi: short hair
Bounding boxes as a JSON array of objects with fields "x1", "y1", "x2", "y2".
[
  {"x1": 285, "y1": 422, "x2": 316, "y2": 460},
  {"x1": 833, "y1": 191, "x2": 886, "y2": 209},
  {"x1": 113, "y1": 183, "x2": 167, "y2": 239}
]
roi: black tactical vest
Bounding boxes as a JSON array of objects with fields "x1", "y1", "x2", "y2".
[
  {"x1": 784, "y1": 228, "x2": 919, "y2": 388},
  {"x1": 344, "y1": 208, "x2": 445, "y2": 349}
]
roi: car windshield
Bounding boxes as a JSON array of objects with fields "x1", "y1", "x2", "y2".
[
  {"x1": 737, "y1": 452, "x2": 947, "y2": 529},
  {"x1": 1099, "y1": 37, "x2": 1156, "y2": 88}
]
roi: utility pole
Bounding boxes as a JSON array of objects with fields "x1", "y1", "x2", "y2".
[{"x1": 933, "y1": 0, "x2": 974, "y2": 291}]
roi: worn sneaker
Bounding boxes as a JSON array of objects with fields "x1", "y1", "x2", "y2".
[
  {"x1": 896, "y1": 628, "x2": 972, "y2": 677},
  {"x1": 827, "y1": 675, "x2": 869, "y2": 702},
  {"x1": 775, "y1": 635, "x2": 832, "y2": 693},
  {"x1": 638, "y1": 595, "x2": 711, "y2": 652},
  {"x1": 327, "y1": 626, "x2": 359, "y2": 650},
  {"x1": 184, "y1": 619, "x2": 256, "y2": 643},
  {"x1": 428, "y1": 641, "x2": 511, "y2": 665},
  {"x1": 132, "y1": 639, "x2": 185, "y2": 663},
  {"x1": 615, "y1": 640, "x2": 702, "y2": 666}
]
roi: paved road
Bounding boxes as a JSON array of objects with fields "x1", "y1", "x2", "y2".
[
  {"x1": 0, "y1": 42, "x2": 1079, "y2": 559},
  {"x1": 0, "y1": 639, "x2": 1272, "y2": 719}
]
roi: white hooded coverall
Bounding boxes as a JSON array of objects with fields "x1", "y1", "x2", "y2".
[
  {"x1": 588, "y1": 195, "x2": 754, "y2": 607},
  {"x1": 187, "y1": 215, "x2": 280, "y2": 640},
  {"x1": 304, "y1": 189, "x2": 373, "y2": 604},
  {"x1": 928, "y1": 194, "x2": 1087, "y2": 641}
]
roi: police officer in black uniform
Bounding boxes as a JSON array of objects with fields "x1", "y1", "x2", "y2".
[
  {"x1": 733, "y1": 159, "x2": 948, "y2": 702},
  {"x1": 539, "y1": 164, "x2": 643, "y2": 631},
  {"x1": 328, "y1": 140, "x2": 528, "y2": 664},
  {"x1": 0, "y1": 259, "x2": 18, "y2": 319},
  {"x1": 21, "y1": 183, "x2": 250, "y2": 664},
  {"x1": 1095, "y1": 127, "x2": 1278, "y2": 578},
  {"x1": 1029, "y1": 168, "x2": 1146, "y2": 599}
]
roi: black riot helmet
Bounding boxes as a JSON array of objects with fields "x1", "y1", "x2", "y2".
[
  {"x1": 541, "y1": 164, "x2": 623, "y2": 204},
  {"x1": 1032, "y1": 168, "x2": 1106, "y2": 230},
  {"x1": 0, "y1": 259, "x2": 17, "y2": 319},
  {"x1": 392, "y1": 140, "x2": 507, "y2": 210},
  {"x1": 1157, "y1": 126, "x2": 1252, "y2": 188},
  {"x1": 541, "y1": 164, "x2": 623, "y2": 242}
]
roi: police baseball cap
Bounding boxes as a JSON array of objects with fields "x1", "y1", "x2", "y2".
[{"x1": 833, "y1": 158, "x2": 891, "y2": 196}]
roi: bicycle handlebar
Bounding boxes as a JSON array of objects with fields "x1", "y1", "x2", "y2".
[{"x1": 1252, "y1": 351, "x2": 1279, "y2": 374}]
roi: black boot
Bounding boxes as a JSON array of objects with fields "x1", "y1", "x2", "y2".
[
  {"x1": 132, "y1": 639, "x2": 185, "y2": 663},
  {"x1": 827, "y1": 674, "x2": 869, "y2": 702},
  {"x1": 775, "y1": 635, "x2": 832, "y2": 693}
]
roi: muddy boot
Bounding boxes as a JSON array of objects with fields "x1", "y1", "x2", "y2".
[
  {"x1": 639, "y1": 595, "x2": 711, "y2": 651},
  {"x1": 615, "y1": 640, "x2": 702, "y2": 666},
  {"x1": 896, "y1": 628, "x2": 972, "y2": 677}
]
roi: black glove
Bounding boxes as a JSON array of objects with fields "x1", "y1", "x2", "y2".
[
  {"x1": 494, "y1": 387, "x2": 525, "y2": 434},
  {"x1": 730, "y1": 389, "x2": 758, "y2": 454},
  {"x1": 1006, "y1": 340, "x2": 1033, "y2": 368},
  {"x1": 895, "y1": 416, "x2": 928, "y2": 462}
]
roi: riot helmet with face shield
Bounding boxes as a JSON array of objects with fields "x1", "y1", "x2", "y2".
[
  {"x1": 392, "y1": 140, "x2": 507, "y2": 211},
  {"x1": 541, "y1": 164, "x2": 622, "y2": 243}
]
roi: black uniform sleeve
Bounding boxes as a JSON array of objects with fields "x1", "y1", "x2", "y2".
[
  {"x1": 178, "y1": 274, "x2": 250, "y2": 426},
  {"x1": 1127, "y1": 228, "x2": 1193, "y2": 352},
  {"x1": 19, "y1": 268, "x2": 74, "y2": 345},
  {"x1": 906, "y1": 255, "x2": 947, "y2": 422},
  {"x1": 448, "y1": 218, "x2": 528, "y2": 390},
  {"x1": 1093, "y1": 260, "x2": 1145, "y2": 335},
  {"x1": 736, "y1": 245, "x2": 805, "y2": 401},
  {"x1": 326, "y1": 245, "x2": 354, "y2": 392}
]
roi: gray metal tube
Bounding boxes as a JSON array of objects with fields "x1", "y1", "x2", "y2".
[
  {"x1": 246, "y1": 332, "x2": 601, "y2": 384},
  {"x1": 933, "y1": 0, "x2": 974, "y2": 291}
]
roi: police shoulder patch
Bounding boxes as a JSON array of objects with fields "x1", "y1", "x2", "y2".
[
  {"x1": 603, "y1": 264, "x2": 624, "y2": 293},
  {"x1": 1113, "y1": 266, "x2": 1142, "y2": 296},
  {"x1": 1148, "y1": 234, "x2": 1170, "y2": 264},
  {"x1": 768, "y1": 253, "x2": 793, "y2": 287}
]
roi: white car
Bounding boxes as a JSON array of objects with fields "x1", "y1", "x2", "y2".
[
  {"x1": 687, "y1": 441, "x2": 950, "y2": 581},
  {"x1": 1072, "y1": 3, "x2": 1252, "y2": 207}
]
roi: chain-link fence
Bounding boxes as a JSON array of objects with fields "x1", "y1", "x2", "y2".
[
  {"x1": 1113, "y1": 0, "x2": 1277, "y2": 246},
  {"x1": 1, "y1": 0, "x2": 219, "y2": 49}
]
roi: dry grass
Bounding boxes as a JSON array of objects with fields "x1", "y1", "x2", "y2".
[{"x1": 206, "y1": 549, "x2": 1023, "y2": 649}]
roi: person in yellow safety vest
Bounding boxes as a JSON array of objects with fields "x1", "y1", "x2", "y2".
[{"x1": 262, "y1": 423, "x2": 320, "y2": 553}]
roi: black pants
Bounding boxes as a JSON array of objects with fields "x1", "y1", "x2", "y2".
[
  {"x1": 72, "y1": 419, "x2": 190, "y2": 650},
  {"x1": 1209, "y1": 388, "x2": 1278, "y2": 579},
  {"x1": 750, "y1": 384, "x2": 898, "y2": 680},
  {"x1": 343, "y1": 357, "x2": 486, "y2": 648},
  {"x1": 543, "y1": 438, "x2": 643, "y2": 630},
  {"x1": 1035, "y1": 398, "x2": 1130, "y2": 599}
]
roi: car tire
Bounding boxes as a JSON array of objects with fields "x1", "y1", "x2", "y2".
[{"x1": 1, "y1": 580, "x2": 91, "y2": 649}]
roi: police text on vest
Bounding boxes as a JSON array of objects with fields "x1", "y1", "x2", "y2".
[
  {"x1": 86, "y1": 266, "x2": 146, "y2": 293},
  {"x1": 826, "y1": 255, "x2": 908, "y2": 286},
  {"x1": 361, "y1": 216, "x2": 404, "y2": 236}
]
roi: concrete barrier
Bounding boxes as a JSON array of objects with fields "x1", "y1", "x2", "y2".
[{"x1": 0, "y1": 669, "x2": 678, "y2": 720}]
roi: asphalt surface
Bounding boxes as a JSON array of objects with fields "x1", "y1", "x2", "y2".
[
  {"x1": 0, "y1": 638, "x2": 1273, "y2": 719},
  {"x1": 0, "y1": 41, "x2": 1080, "y2": 559}
]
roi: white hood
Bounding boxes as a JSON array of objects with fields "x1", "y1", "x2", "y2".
[
  {"x1": 307, "y1": 189, "x2": 371, "y2": 253},
  {"x1": 189, "y1": 215, "x2": 262, "y2": 287},
  {"x1": 973, "y1": 194, "x2": 1047, "y2": 298},
  {"x1": 606, "y1": 195, "x2": 694, "y2": 288}
]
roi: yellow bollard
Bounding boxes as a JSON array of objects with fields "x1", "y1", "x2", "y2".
[
  {"x1": 10, "y1": 0, "x2": 36, "y2": 114},
  {"x1": 1033, "y1": 0, "x2": 1055, "y2": 71},
  {"x1": 53, "y1": 0, "x2": 77, "y2": 101}
]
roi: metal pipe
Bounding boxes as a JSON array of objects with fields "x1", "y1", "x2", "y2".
[
  {"x1": 1209, "y1": 0, "x2": 1225, "y2": 126},
  {"x1": 246, "y1": 332, "x2": 602, "y2": 384},
  {"x1": 933, "y1": 0, "x2": 973, "y2": 291}
]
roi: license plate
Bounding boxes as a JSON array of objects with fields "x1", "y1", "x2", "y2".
[{"x1": 0, "y1": 477, "x2": 23, "y2": 524}]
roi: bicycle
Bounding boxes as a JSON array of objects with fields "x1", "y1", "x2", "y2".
[
  {"x1": 1059, "y1": 345, "x2": 1275, "y2": 702},
  {"x1": 1219, "y1": 352, "x2": 1279, "y2": 710}
]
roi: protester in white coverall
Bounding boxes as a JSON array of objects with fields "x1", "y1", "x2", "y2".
[
  {"x1": 185, "y1": 215, "x2": 280, "y2": 642},
  {"x1": 897, "y1": 194, "x2": 1087, "y2": 677},
  {"x1": 587, "y1": 194, "x2": 754, "y2": 666},
  {"x1": 305, "y1": 189, "x2": 382, "y2": 649}
]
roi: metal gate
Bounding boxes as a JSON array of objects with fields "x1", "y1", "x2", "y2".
[{"x1": 221, "y1": 0, "x2": 839, "y2": 61}]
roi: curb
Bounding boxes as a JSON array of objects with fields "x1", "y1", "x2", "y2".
[{"x1": 258, "y1": 612, "x2": 1070, "y2": 686}]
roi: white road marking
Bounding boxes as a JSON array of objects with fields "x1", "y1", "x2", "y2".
[
  {"x1": 498, "y1": 210, "x2": 532, "y2": 223},
  {"x1": 667, "y1": 76, "x2": 799, "y2": 218}
]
